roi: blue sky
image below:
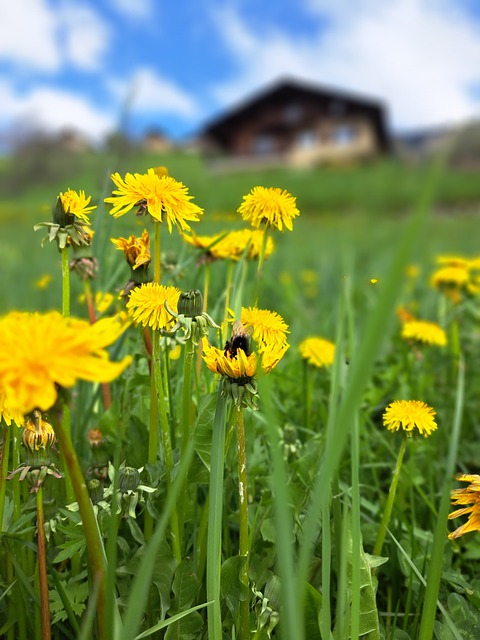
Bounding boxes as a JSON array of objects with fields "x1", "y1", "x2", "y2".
[{"x1": 1, "y1": 0, "x2": 480, "y2": 144}]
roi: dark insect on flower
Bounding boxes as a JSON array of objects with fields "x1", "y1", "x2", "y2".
[{"x1": 224, "y1": 321, "x2": 252, "y2": 358}]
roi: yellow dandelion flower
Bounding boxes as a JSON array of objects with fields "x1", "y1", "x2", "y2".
[
  {"x1": 299, "y1": 337, "x2": 335, "y2": 368},
  {"x1": 382, "y1": 400, "x2": 437, "y2": 438},
  {"x1": 370, "y1": 278, "x2": 378, "y2": 285},
  {"x1": 111, "y1": 229, "x2": 151, "y2": 270},
  {"x1": 240, "y1": 230, "x2": 274, "y2": 261},
  {"x1": 0, "y1": 311, "x2": 132, "y2": 415},
  {"x1": 436, "y1": 255, "x2": 469, "y2": 269},
  {"x1": 260, "y1": 341, "x2": 290, "y2": 373},
  {"x1": 237, "y1": 186, "x2": 300, "y2": 231},
  {"x1": 0, "y1": 393, "x2": 24, "y2": 427},
  {"x1": 203, "y1": 342, "x2": 258, "y2": 381},
  {"x1": 401, "y1": 320, "x2": 447, "y2": 347},
  {"x1": 241, "y1": 307, "x2": 289, "y2": 351},
  {"x1": 59, "y1": 188, "x2": 97, "y2": 225},
  {"x1": 104, "y1": 169, "x2": 203, "y2": 232},
  {"x1": 448, "y1": 474, "x2": 480, "y2": 539},
  {"x1": 431, "y1": 265, "x2": 469, "y2": 289},
  {"x1": 34, "y1": 274, "x2": 52, "y2": 289},
  {"x1": 126, "y1": 282, "x2": 180, "y2": 331},
  {"x1": 300, "y1": 270, "x2": 318, "y2": 285}
]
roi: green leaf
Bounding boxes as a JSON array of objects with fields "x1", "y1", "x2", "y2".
[
  {"x1": 221, "y1": 555, "x2": 248, "y2": 617},
  {"x1": 169, "y1": 557, "x2": 201, "y2": 613},
  {"x1": 193, "y1": 393, "x2": 217, "y2": 471},
  {"x1": 303, "y1": 583, "x2": 322, "y2": 640}
]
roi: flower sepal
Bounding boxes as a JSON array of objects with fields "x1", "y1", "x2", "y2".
[{"x1": 222, "y1": 377, "x2": 259, "y2": 411}]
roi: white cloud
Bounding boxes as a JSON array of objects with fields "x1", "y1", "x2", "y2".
[
  {"x1": 0, "y1": 0, "x2": 110, "y2": 71},
  {"x1": 108, "y1": 0, "x2": 154, "y2": 20},
  {"x1": 109, "y1": 67, "x2": 198, "y2": 118},
  {"x1": 212, "y1": 1, "x2": 480, "y2": 130},
  {"x1": 0, "y1": 81, "x2": 114, "y2": 140}
]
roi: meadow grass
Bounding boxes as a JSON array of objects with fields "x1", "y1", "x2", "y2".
[{"x1": 1, "y1": 150, "x2": 480, "y2": 640}]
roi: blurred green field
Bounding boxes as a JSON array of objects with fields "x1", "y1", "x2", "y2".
[{"x1": 1, "y1": 149, "x2": 479, "y2": 317}]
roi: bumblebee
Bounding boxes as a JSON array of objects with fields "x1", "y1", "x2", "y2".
[{"x1": 224, "y1": 321, "x2": 251, "y2": 357}]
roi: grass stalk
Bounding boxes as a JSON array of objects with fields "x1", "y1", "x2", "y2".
[
  {"x1": 0, "y1": 424, "x2": 11, "y2": 537},
  {"x1": 206, "y1": 387, "x2": 229, "y2": 640},
  {"x1": 373, "y1": 436, "x2": 407, "y2": 557},
  {"x1": 418, "y1": 354, "x2": 465, "y2": 639},
  {"x1": 53, "y1": 416, "x2": 107, "y2": 640},
  {"x1": 253, "y1": 224, "x2": 270, "y2": 305},
  {"x1": 36, "y1": 485, "x2": 51, "y2": 640},
  {"x1": 61, "y1": 246, "x2": 70, "y2": 317},
  {"x1": 236, "y1": 407, "x2": 250, "y2": 640},
  {"x1": 152, "y1": 328, "x2": 181, "y2": 561}
]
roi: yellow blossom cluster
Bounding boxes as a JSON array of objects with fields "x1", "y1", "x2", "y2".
[
  {"x1": 111, "y1": 229, "x2": 151, "y2": 270},
  {"x1": 182, "y1": 229, "x2": 274, "y2": 262}
]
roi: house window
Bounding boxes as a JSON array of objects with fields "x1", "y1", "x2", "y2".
[
  {"x1": 334, "y1": 125, "x2": 356, "y2": 146},
  {"x1": 296, "y1": 129, "x2": 317, "y2": 149},
  {"x1": 283, "y1": 104, "x2": 303, "y2": 123},
  {"x1": 252, "y1": 134, "x2": 276, "y2": 154}
]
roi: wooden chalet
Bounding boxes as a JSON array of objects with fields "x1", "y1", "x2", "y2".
[{"x1": 200, "y1": 78, "x2": 390, "y2": 169}]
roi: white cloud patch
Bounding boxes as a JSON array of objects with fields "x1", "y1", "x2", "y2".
[
  {"x1": 0, "y1": 81, "x2": 114, "y2": 140},
  {"x1": 109, "y1": 67, "x2": 198, "y2": 118},
  {"x1": 0, "y1": 0, "x2": 110, "y2": 72},
  {"x1": 212, "y1": 1, "x2": 480, "y2": 130}
]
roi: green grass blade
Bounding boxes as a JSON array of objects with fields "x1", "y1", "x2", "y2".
[
  {"x1": 418, "y1": 354, "x2": 465, "y2": 640},
  {"x1": 133, "y1": 601, "x2": 212, "y2": 639},
  {"x1": 119, "y1": 437, "x2": 195, "y2": 640}
]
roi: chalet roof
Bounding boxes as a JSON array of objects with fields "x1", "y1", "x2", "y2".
[{"x1": 201, "y1": 77, "x2": 390, "y2": 152}]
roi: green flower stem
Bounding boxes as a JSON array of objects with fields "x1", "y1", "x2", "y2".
[
  {"x1": 84, "y1": 280, "x2": 112, "y2": 410},
  {"x1": 195, "y1": 493, "x2": 209, "y2": 583},
  {"x1": 303, "y1": 361, "x2": 313, "y2": 429},
  {"x1": 36, "y1": 486, "x2": 51, "y2": 640},
  {"x1": 253, "y1": 223, "x2": 270, "y2": 306},
  {"x1": 61, "y1": 246, "x2": 70, "y2": 317},
  {"x1": 152, "y1": 329, "x2": 182, "y2": 561},
  {"x1": 144, "y1": 332, "x2": 159, "y2": 543},
  {"x1": 0, "y1": 424, "x2": 11, "y2": 538},
  {"x1": 373, "y1": 436, "x2": 408, "y2": 557},
  {"x1": 203, "y1": 262, "x2": 211, "y2": 312},
  {"x1": 154, "y1": 221, "x2": 161, "y2": 284},
  {"x1": 10, "y1": 431, "x2": 28, "y2": 640},
  {"x1": 207, "y1": 387, "x2": 228, "y2": 640},
  {"x1": 181, "y1": 333, "x2": 195, "y2": 454},
  {"x1": 236, "y1": 407, "x2": 250, "y2": 640},
  {"x1": 53, "y1": 419, "x2": 107, "y2": 640}
]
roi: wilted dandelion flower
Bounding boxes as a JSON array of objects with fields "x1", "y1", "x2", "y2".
[
  {"x1": 383, "y1": 400, "x2": 437, "y2": 437},
  {"x1": 105, "y1": 169, "x2": 203, "y2": 232},
  {"x1": 111, "y1": 230, "x2": 151, "y2": 270},
  {"x1": 203, "y1": 342, "x2": 258, "y2": 382},
  {"x1": 126, "y1": 282, "x2": 180, "y2": 331},
  {"x1": 238, "y1": 186, "x2": 300, "y2": 231},
  {"x1": 448, "y1": 474, "x2": 480, "y2": 539},
  {"x1": 299, "y1": 337, "x2": 335, "y2": 368},
  {"x1": 59, "y1": 188, "x2": 97, "y2": 225},
  {"x1": 241, "y1": 307, "x2": 289, "y2": 351},
  {"x1": 23, "y1": 416, "x2": 56, "y2": 453},
  {"x1": 401, "y1": 320, "x2": 447, "y2": 347},
  {"x1": 0, "y1": 311, "x2": 132, "y2": 415}
]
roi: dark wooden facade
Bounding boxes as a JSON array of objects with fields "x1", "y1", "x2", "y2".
[{"x1": 200, "y1": 78, "x2": 390, "y2": 167}]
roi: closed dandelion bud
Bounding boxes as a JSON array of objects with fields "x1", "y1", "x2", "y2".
[
  {"x1": 53, "y1": 195, "x2": 75, "y2": 227},
  {"x1": 88, "y1": 479, "x2": 104, "y2": 505},
  {"x1": 119, "y1": 466, "x2": 140, "y2": 493},
  {"x1": 87, "y1": 428, "x2": 104, "y2": 447},
  {"x1": 22, "y1": 416, "x2": 56, "y2": 467},
  {"x1": 178, "y1": 289, "x2": 203, "y2": 318}
]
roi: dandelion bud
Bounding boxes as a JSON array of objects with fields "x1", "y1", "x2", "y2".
[
  {"x1": 88, "y1": 479, "x2": 104, "y2": 505},
  {"x1": 22, "y1": 415, "x2": 56, "y2": 468},
  {"x1": 118, "y1": 466, "x2": 141, "y2": 493},
  {"x1": 87, "y1": 428, "x2": 104, "y2": 447},
  {"x1": 178, "y1": 289, "x2": 203, "y2": 318},
  {"x1": 53, "y1": 195, "x2": 75, "y2": 227}
]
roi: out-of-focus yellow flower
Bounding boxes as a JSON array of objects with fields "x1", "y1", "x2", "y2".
[
  {"x1": 300, "y1": 270, "x2": 318, "y2": 285},
  {"x1": 59, "y1": 188, "x2": 97, "y2": 225},
  {"x1": 0, "y1": 311, "x2": 132, "y2": 415},
  {"x1": 0, "y1": 393, "x2": 24, "y2": 427},
  {"x1": 299, "y1": 337, "x2": 335, "y2": 368},
  {"x1": 182, "y1": 229, "x2": 274, "y2": 262},
  {"x1": 238, "y1": 186, "x2": 300, "y2": 231},
  {"x1": 396, "y1": 306, "x2": 416, "y2": 324},
  {"x1": 34, "y1": 274, "x2": 52, "y2": 289},
  {"x1": 126, "y1": 283, "x2": 180, "y2": 331},
  {"x1": 169, "y1": 344, "x2": 182, "y2": 360},
  {"x1": 111, "y1": 230, "x2": 151, "y2": 270},
  {"x1": 383, "y1": 400, "x2": 437, "y2": 438},
  {"x1": 279, "y1": 271, "x2": 293, "y2": 286},
  {"x1": 370, "y1": 278, "x2": 378, "y2": 284},
  {"x1": 401, "y1": 320, "x2": 447, "y2": 347},
  {"x1": 105, "y1": 169, "x2": 203, "y2": 232},
  {"x1": 449, "y1": 474, "x2": 480, "y2": 539}
]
